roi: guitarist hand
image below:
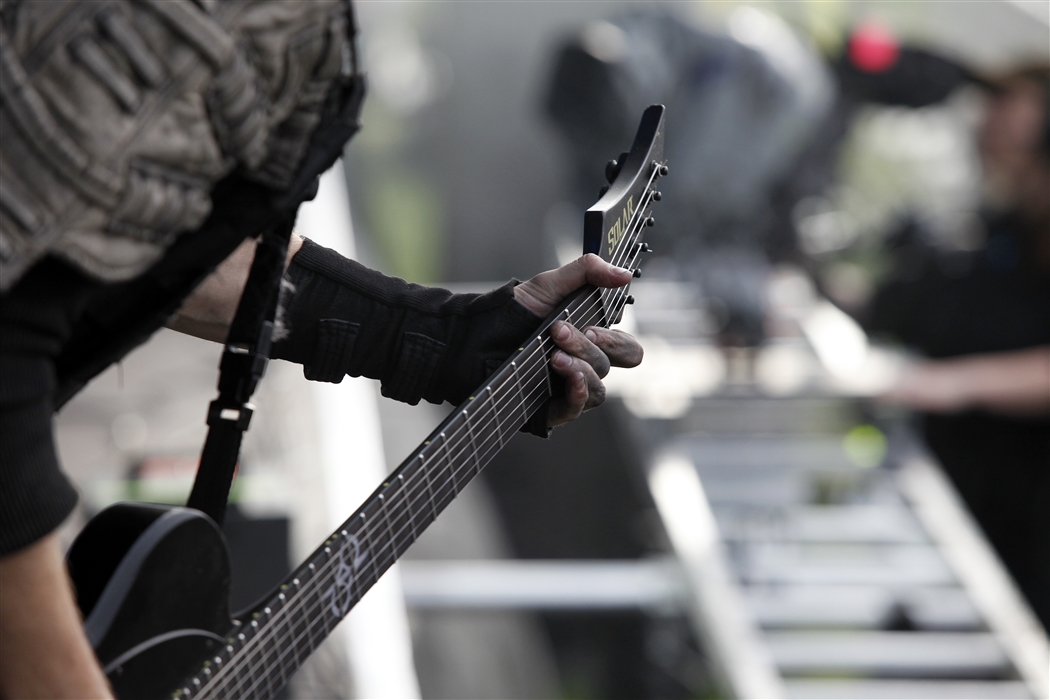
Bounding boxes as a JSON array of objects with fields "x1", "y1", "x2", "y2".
[{"x1": 514, "y1": 254, "x2": 643, "y2": 427}]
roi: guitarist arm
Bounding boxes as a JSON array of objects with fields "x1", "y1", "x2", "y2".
[
  {"x1": 0, "y1": 533, "x2": 112, "y2": 699},
  {"x1": 170, "y1": 238, "x2": 642, "y2": 428}
]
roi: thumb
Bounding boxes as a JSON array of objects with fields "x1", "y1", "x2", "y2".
[{"x1": 515, "y1": 254, "x2": 632, "y2": 316}]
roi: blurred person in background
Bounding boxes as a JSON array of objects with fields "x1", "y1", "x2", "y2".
[
  {"x1": 871, "y1": 65, "x2": 1050, "y2": 630},
  {"x1": 545, "y1": 9, "x2": 1048, "y2": 631}
]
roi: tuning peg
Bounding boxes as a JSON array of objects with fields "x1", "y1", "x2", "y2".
[
  {"x1": 645, "y1": 216, "x2": 655, "y2": 227},
  {"x1": 652, "y1": 191, "x2": 662, "y2": 201},
  {"x1": 625, "y1": 295, "x2": 635, "y2": 305},
  {"x1": 605, "y1": 151, "x2": 630, "y2": 184},
  {"x1": 633, "y1": 268, "x2": 642, "y2": 278},
  {"x1": 598, "y1": 184, "x2": 610, "y2": 198},
  {"x1": 636, "y1": 242, "x2": 652, "y2": 253},
  {"x1": 658, "y1": 164, "x2": 669, "y2": 177}
]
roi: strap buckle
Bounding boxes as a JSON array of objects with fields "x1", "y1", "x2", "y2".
[{"x1": 206, "y1": 400, "x2": 254, "y2": 430}]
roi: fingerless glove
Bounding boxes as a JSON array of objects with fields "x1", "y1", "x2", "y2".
[{"x1": 272, "y1": 239, "x2": 549, "y2": 434}]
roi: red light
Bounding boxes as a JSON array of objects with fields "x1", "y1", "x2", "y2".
[{"x1": 849, "y1": 21, "x2": 899, "y2": 73}]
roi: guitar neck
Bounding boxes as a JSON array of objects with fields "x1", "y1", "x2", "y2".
[{"x1": 187, "y1": 279, "x2": 633, "y2": 698}]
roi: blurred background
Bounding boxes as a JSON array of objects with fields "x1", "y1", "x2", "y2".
[{"x1": 55, "y1": 1, "x2": 1048, "y2": 698}]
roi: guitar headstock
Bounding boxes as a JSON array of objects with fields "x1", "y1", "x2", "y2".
[{"x1": 583, "y1": 104, "x2": 667, "y2": 326}]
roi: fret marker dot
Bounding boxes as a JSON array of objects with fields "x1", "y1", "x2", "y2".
[{"x1": 325, "y1": 547, "x2": 331, "y2": 554}]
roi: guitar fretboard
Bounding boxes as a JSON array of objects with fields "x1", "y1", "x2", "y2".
[{"x1": 179, "y1": 161, "x2": 662, "y2": 700}]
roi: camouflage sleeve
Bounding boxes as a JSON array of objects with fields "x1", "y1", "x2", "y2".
[{"x1": 1, "y1": 0, "x2": 354, "y2": 292}]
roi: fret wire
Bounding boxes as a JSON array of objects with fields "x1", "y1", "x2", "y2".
[
  {"x1": 386, "y1": 505, "x2": 411, "y2": 561},
  {"x1": 380, "y1": 486, "x2": 407, "y2": 558},
  {"x1": 377, "y1": 492, "x2": 397, "y2": 567},
  {"x1": 463, "y1": 407, "x2": 482, "y2": 477},
  {"x1": 400, "y1": 453, "x2": 439, "y2": 535},
  {"x1": 512, "y1": 361, "x2": 529, "y2": 425},
  {"x1": 419, "y1": 453, "x2": 440, "y2": 523},
  {"x1": 484, "y1": 385, "x2": 503, "y2": 450},
  {"x1": 438, "y1": 431, "x2": 458, "y2": 497},
  {"x1": 398, "y1": 473, "x2": 419, "y2": 541},
  {"x1": 361, "y1": 511, "x2": 382, "y2": 599},
  {"x1": 196, "y1": 192, "x2": 660, "y2": 696}
]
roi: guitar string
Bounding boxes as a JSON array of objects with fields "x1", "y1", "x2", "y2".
[
  {"x1": 201, "y1": 192, "x2": 655, "y2": 700},
  {"x1": 198, "y1": 170, "x2": 661, "y2": 698},
  {"x1": 199, "y1": 177, "x2": 659, "y2": 700}
]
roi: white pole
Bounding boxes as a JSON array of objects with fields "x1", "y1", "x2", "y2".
[{"x1": 295, "y1": 164, "x2": 422, "y2": 700}]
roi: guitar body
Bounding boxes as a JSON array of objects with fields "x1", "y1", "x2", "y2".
[{"x1": 68, "y1": 504, "x2": 235, "y2": 699}]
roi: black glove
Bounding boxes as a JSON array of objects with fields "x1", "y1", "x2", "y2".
[{"x1": 272, "y1": 239, "x2": 550, "y2": 433}]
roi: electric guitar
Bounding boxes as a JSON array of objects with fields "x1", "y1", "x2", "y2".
[{"x1": 67, "y1": 105, "x2": 667, "y2": 700}]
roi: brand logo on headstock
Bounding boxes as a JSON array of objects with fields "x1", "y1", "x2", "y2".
[{"x1": 606, "y1": 196, "x2": 635, "y2": 254}]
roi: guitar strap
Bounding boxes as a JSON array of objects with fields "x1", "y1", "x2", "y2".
[
  {"x1": 186, "y1": 216, "x2": 292, "y2": 526},
  {"x1": 185, "y1": 0, "x2": 366, "y2": 527}
]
